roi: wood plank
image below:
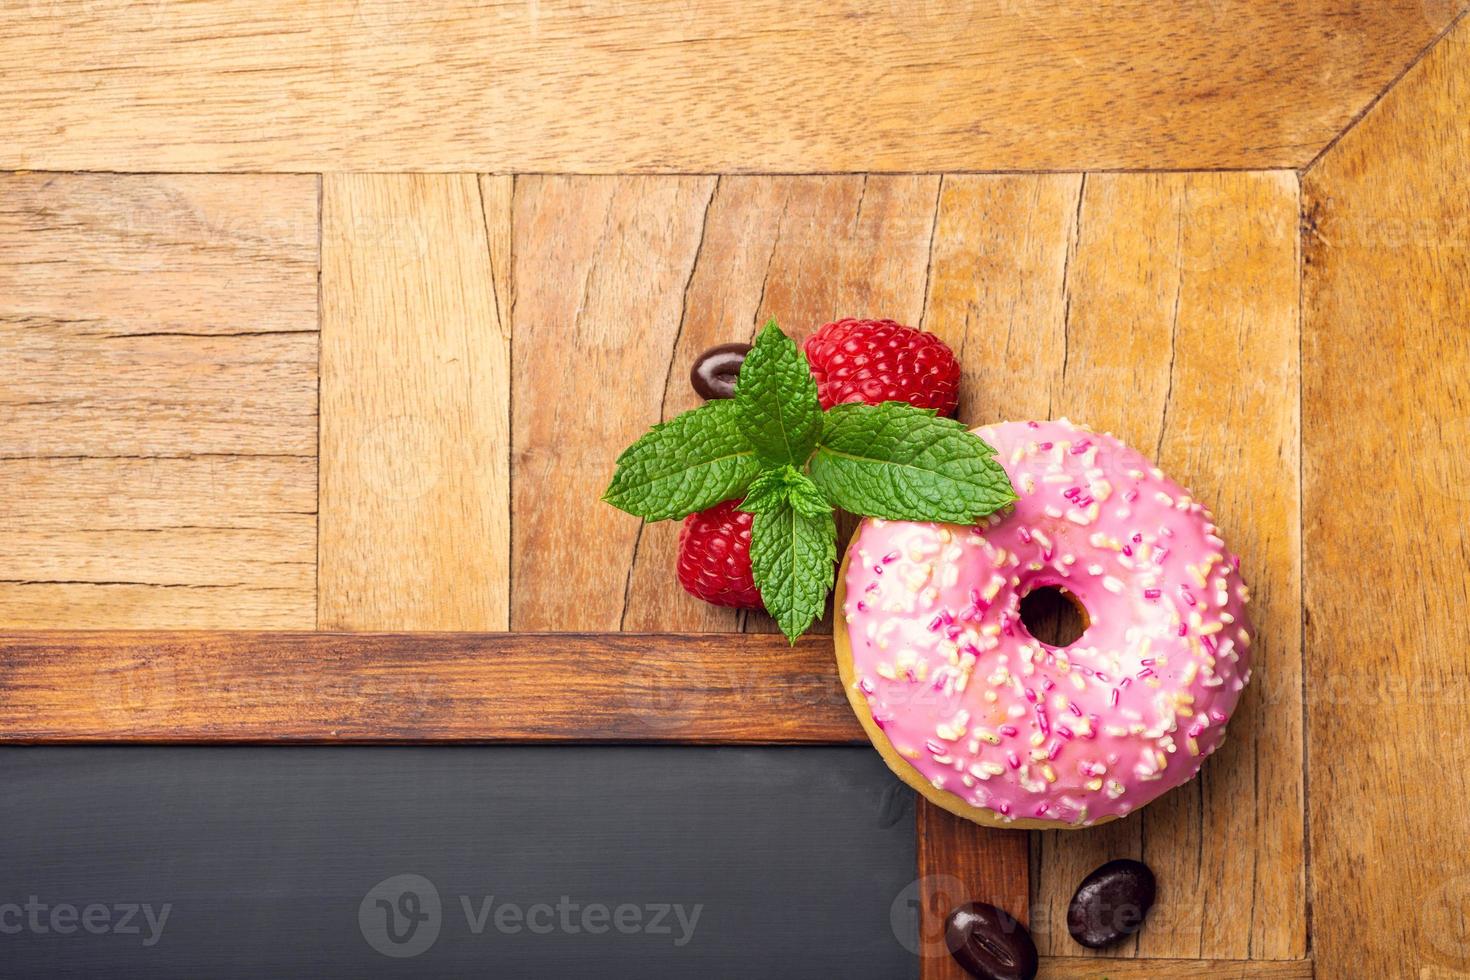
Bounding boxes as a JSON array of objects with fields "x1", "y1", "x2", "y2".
[
  {"x1": 0, "y1": 632, "x2": 860, "y2": 743},
  {"x1": 1302, "y1": 15, "x2": 1470, "y2": 980},
  {"x1": 921, "y1": 173, "x2": 1304, "y2": 959},
  {"x1": 917, "y1": 807, "x2": 1029, "y2": 980},
  {"x1": 318, "y1": 173, "x2": 511, "y2": 631},
  {"x1": 0, "y1": 173, "x2": 318, "y2": 629},
  {"x1": 510, "y1": 175, "x2": 716, "y2": 631},
  {"x1": 1038, "y1": 958, "x2": 1312, "y2": 979},
  {"x1": 0, "y1": 1, "x2": 1460, "y2": 172}
]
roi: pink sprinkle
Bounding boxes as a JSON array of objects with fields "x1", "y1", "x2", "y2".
[
  {"x1": 1047, "y1": 739, "x2": 1063, "y2": 759},
  {"x1": 855, "y1": 601, "x2": 869, "y2": 613},
  {"x1": 1077, "y1": 496, "x2": 1094, "y2": 507},
  {"x1": 1018, "y1": 527, "x2": 1033, "y2": 544},
  {"x1": 1153, "y1": 548, "x2": 1169, "y2": 565},
  {"x1": 1139, "y1": 658, "x2": 1155, "y2": 666},
  {"x1": 1063, "y1": 486, "x2": 1081, "y2": 501},
  {"x1": 1006, "y1": 751, "x2": 1021, "y2": 770},
  {"x1": 1027, "y1": 421, "x2": 1041, "y2": 429},
  {"x1": 999, "y1": 725, "x2": 1018, "y2": 737},
  {"x1": 1124, "y1": 489, "x2": 1139, "y2": 503},
  {"x1": 1180, "y1": 587, "x2": 1197, "y2": 606},
  {"x1": 1138, "y1": 668, "x2": 1155, "y2": 679},
  {"x1": 1187, "y1": 722, "x2": 1206, "y2": 738},
  {"x1": 1068, "y1": 701, "x2": 1084, "y2": 717},
  {"x1": 865, "y1": 581, "x2": 881, "y2": 594},
  {"x1": 1036, "y1": 707, "x2": 1050, "y2": 735},
  {"x1": 1209, "y1": 709, "x2": 1227, "y2": 723},
  {"x1": 859, "y1": 678, "x2": 874, "y2": 694},
  {"x1": 1024, "y1": 688, "x2": 1038, "y2": 703},
  {"x1": 873, "y1": 565, "x2": 884, "y2": 575},
  {"x1": 882, "y1": 551, "x2": 900, "y2": 563},
  {"x1": 1232, "y1": 555, "x2": 1241, "y2": 571},
  {"x1": 1094, "y1": 671, "x2": 1110, "y2": 683},
  {"x1": 1042, "y1": 678, "x2": 1056, "y2": 693},
  {"x1": 927, "y1": 615, "x2": 943, "y2": 632},
  {"x1": 1144, "y1": 588, "x2": 1162, "y2": 599},
  {"x1": 1132, "y1": 532, "x2": 1143, "y2": 543},
  {"x1": 1109, "y1": 688, "x2": 1120, "y2": 707},
  {"x1": 1177, "y1": 623, "x2": 1188, "y2": 636},
  {"x1": 926, "y1": 739, "x2": 945, "y2": 755},
  {"x1": 1122, "y1": 545, "x2": 1133, "y2": 557},
  {"x1": 997, "y1": 802, "x2": 1012, "y2": 816},
  {"x1": 1120, "y1": 677, "x2": 1132, "y2": 689},
  {"x1": 1086, "y1": 714, "x2": 1100, "y2": 739},
  {"x1": 1070, "y1": 440, "x2": 1091, "y2": 455},
  {"x1": 1201, "y1": 634, "x2": 1218, "y2": 654},
  {"x1": 1056, "y1": 726, "x2": 1073, "y2": 741},
  {"x1": 1038, "y1": 441, "x2": 1052, "y2": 450},
  {"x1": 1034, "y1": 803, "x2": 1049, "y2": 817}
]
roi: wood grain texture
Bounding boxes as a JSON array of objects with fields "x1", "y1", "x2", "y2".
[
  {"x1": 319, "y1": 173, "x2": 511, "y2": 630},
  {"x1": 0, "y1": 631, "x2": 859, "y2": 743},
  {"x1": 1303, "y1": 15, "x2": 1470, "y2": 980},
  {"x1": 0, "y1": 173, "x2": 318, "y2": 628},
  {"x1": 1038, "y1": 959, "x2": 1313, "y2": 979},
  {"x1": 511, "y1": 175, "x2": 717, "y2": 630},
  {"x1": 917, "y1": 807, "x2": 1029, "y2": 980},
  {"x1": 919, "y1": 173, "x2": 1305, "y2": 959},
  {"x1": 0, "y1": 1, "x2": 1461, "y2": 173}
]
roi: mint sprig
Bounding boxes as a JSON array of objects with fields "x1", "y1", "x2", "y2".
[
  {"x1": 601, "y1": 399, "x2": 761, "y2": 521},
  {"x1": 603, "y1": 320, "x2": 1015, "y2": 642},
  {"x1": 748, "y1": 495, "x2": 836, "y2": 642},
  {"x1": 809, "y1": 402, "x2": 1016, "y2": 523},
  {"x1": 734, "y1": 322, "x2": 822, "y2": 466}
]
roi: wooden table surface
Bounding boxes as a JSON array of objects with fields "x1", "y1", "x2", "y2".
[{"x1": 3, "y1": 3, "x2": 1468, "y2": 978}]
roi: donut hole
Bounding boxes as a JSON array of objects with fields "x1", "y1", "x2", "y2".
[{"x1": 1019, "y1": 585, "x2": 1089, "y2": 648}]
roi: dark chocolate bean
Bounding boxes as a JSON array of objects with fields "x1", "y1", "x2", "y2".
[
  {"x1": 1066, "y1": 858, "x2": 1156, "y2": 949},
  {"x1": 944, "y1": 902, "x2": 1038, "y2": 980},
  {"x1": 690, "y1": 342, "x2": 751, "y2": 400}
]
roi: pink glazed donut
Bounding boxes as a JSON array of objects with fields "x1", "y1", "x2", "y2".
[{"x1": 833, "y1": 419, "x2": 1253, "y2": 829}]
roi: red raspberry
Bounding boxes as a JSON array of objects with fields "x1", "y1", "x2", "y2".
[
  {"x1": 801, "y1": 318, "x2": 961, "y2": 415},
  {"x1": 676, "y1": 499, "x2": 762, "y2": 608}
]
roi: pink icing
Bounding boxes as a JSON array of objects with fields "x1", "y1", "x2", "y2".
[{"x1": 842, "y1": 419, "x2": 1253, "y2": 825}]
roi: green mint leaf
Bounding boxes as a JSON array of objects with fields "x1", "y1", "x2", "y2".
[
  {"x1": 808, "y1": 402, "x2": 1017, "y2": 523},
  {"x1": 733, "y1": 320, "x2": 822, "y2": 467},
  {"x1": 602, "y1": 399, "x2": 762, "y2": 521},
  {"x1": 739, "y1": 465, "x2": 832, "y2": 518},
  {"x1": 749, "y1": 495, "x2": 837, "y2": 643}
]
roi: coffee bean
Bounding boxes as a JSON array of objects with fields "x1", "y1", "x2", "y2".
[
  {"x1": 690, "y1": 342, "x2": 751, "y2": 400},
  {"x1": 944, "y1": 902, "x2": 1038, "y2": 980},
  {"x1": 1066, "y1": 858, "x2": 1156, "y2": 949}
]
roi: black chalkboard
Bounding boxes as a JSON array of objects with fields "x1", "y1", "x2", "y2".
[{"x1": 0, "y1": 746, "x2": 920, "y2": 979}]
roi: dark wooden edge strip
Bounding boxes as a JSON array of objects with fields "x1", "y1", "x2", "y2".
[
  {"x1": 0, "y1": 631, "x2": 862, "y2": 744},
  {"x1": 1036, "y1": 958, "x2": 1313, "y2": 979},
  {"x1": 915, "y1": 799, "x2": 1030, "y2": 979}
]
